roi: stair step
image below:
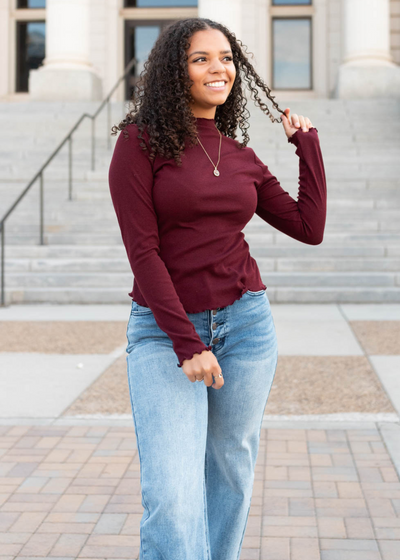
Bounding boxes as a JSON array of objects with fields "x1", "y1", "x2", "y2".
[{"x1": 4, "y1": 286, "x2": 400, "y2": 305}]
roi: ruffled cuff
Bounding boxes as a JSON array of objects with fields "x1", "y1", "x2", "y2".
[
  {"x1": 288, "y1": 126, "x2": 318, "y2": 145},
  {"x1": 177, "y1": 344, "x2": 213, "y2": 368}
]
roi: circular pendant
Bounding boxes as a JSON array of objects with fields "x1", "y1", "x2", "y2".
[{"x1": 213, "y1": 169, "x2": 220, "y2": 176}]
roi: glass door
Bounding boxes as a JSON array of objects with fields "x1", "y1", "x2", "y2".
[{"x1": 124, "y1": 19, "x2": 177, "y2": 100}]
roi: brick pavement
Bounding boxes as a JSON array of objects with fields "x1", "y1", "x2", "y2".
[{"x1": 0, "y1": 422, "x2": 399, "y2": 560}]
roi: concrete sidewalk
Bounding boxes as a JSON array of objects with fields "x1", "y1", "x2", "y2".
[{"x1": 0, "y1": 302, "x2": 399, "y2": 559}]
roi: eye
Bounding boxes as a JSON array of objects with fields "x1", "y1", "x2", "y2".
[{"x1": 193, "y1": 56, "x2": 233, "y2": 63}]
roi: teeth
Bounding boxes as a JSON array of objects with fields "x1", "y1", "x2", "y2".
[{"x1": 205, "y1": 81, "x2": 226, "y2": 87}]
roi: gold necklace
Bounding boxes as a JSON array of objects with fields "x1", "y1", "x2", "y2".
[{"x1": 196, "y1": 125, "x2": 222, "y2": 177}]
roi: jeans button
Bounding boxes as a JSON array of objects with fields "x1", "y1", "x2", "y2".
[
  {"x1": 212, "y1": 309, "x2": 217, "y2": 316},
  {"x1": 212, "y1": 337, "x2": 220, "y2": 344},
  {"x1": 212, "y1": 322, "x2": 218, "y2": 330}
]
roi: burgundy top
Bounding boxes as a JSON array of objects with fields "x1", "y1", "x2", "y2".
[{"x1": 108, "y1": 116, "x2": 327, "y2": 367}]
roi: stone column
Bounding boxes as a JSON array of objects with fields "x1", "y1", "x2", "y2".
[
  {"x1": 198, "y1": 0, "x2": 242, "y2": 39},
  {"x1": 0, "y1": 0, "x2": 10, "y2": 98},
  {"x1": 30, "y1": 0, "x2": 102, "y2": 101},
  {"x1": 335, "y1": 0, "x2": 400, "y2": 98}
]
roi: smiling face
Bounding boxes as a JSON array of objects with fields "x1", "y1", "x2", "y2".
[{"x1": 186, "y1": 28, "x2": 236, "y2": 119}]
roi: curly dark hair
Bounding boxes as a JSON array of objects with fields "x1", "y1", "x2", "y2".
[{"x1": 111, "y1": 17, "x2": 286, "y2": 166}]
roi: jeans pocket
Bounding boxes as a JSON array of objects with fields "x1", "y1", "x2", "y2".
[
  {"x1": 131, "y1": 301, "x2": 153, "y2": 316},
  {"x1": 246, "y1": 288, "x2": 267, "y2": 297}
]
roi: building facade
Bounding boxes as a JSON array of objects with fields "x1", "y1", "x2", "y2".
[{"x1": 0, "y1": 0, "x2": 399, "y2": 102}]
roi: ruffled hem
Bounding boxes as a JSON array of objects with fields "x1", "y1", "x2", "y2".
[
  {"x1": 183, "y1": 284, "x2": 267, "y2": 315},
  {"x1": 177, "y1": 344, "x2": 213, "y2": 368},
  {"x1": 288, "y1": 126, "x2": 318, "y2": 144}
]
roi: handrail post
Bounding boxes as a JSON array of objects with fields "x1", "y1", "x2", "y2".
[
  {"x1": 91, "y1": 117, "x2": 95, "y2": 172},
  {"x1": 68, "y1": 135, "x2": 73, "y2": 200},
  {"x1": 0, "y1": 220, "x2": 4, "y2": 307},
  {"x1": 39, "y1": 172, "x2": 44, "y2": 245}
]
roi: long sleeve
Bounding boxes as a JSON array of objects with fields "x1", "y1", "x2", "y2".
[
  {"x1": 253, "y1": 127, "x2": 327, "y2": 245},
  {"x1": 108, "y1": 126, "x2": 212, "y2": 368}
]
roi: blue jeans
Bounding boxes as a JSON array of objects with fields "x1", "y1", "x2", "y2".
[{"x1": 126, "y1": 288, "x2": 279, "y2": 560}]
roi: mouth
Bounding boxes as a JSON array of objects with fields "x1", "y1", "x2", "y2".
[{"x1": 204, "y1": 80, "x2": 228, "y2": 91}]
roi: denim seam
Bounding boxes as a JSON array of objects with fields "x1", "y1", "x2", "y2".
[
  {"x1": 126, "y1": 356, "x2": 151, "y2": 559},
  {"x1": 235, "y1": 498, "x2": 252, "y2": 560},
  {"x1": 203, "y1": 449, "x2": 212, "y2": 560},
  {"x1": 235, "y1": 310, "x2": 278, "y2": 560}
]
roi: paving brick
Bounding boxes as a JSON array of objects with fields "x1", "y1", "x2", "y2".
[
  {"x1": 45, "y1": 513, "x2": 100, "y2": 523},
  {"x1": 317, "y1": 517, "x2": 346, "y2": 538},
  {"x1": 310, "y1": 455, "x2": 333, "y2": 467},
  {"x1": 320, "y1": 538, "x2": 379, "y2": 550},
  {"x1": 358, "y1": 467, "x2": 384, "y2": 482},
  {"x1": 36, "y1": 522, "x2": 95, "y2": 534},
  {"x1": 49, "y1": 533, "x2": 88, "y2": 556},
  {"x1": 374, "y1": 527, "x2": 400, "y2": 539},
  {"x1": 52, "y1": 495, "x2": 87, "y2": 513},
  {"x1": 307, "y1": 431, "x2": 328, "y2": 443},
  {"x1": 313, "y1": 482, "x2": 338, "y2": 498},
  {"x1": 78, "y1": 495, "x2": 111, "y2": 513},
  {"x1": 19, "y1": 533, "x2": 60, "y2": 556},
  {"x1": 262, "y1": 497, "x2": 289, "y2": 516},
  {"x1": 260, "y1": 537, "x2": 290, "y2": 560},
  {"x1": 288, "y1": 467, "x2": 311, "y2": 481},
  {"x1": 8, "y1": 512, "x2": 47, "y2": 533},
  {"x1": 345, "y1": 517, "x2": 375, "y2": 539},
  {"x1": 0, "y1": 513, "x2": 21, "y2": 531},
  {"x1": 311, "y1": 467, "x2": 359, "y2": 482},
  {"x1": 289, "y1": 498, "x2": 315, "y2": 517},
  {"x1": 0, "y1": 533, "x2": 30, "y2": 544},
  {"x1": 79, "y1": 543, "x2": 140, "y2": 558},
  {"x1": 380, "y1": 467, "x2": 399, "y2": 483},
  {"x1": 264, "y1": 525, "x2": 318, "y2": 537},
  {"x1": 291, "y1": 537, "x2": 320, "y2": 560},
  {"x1": 316, "y1": 497, "x2": 370, "y2": 518},
  {"x1": 379, "y1": 539, "x2": 400, "y2": 560},
  {"x1": 326, "y1": 431, "x2": 347, "y2": 443},
  {"x1": 372, "y1": 517, "x2": 400, "y2": 528},
  {"x1": 337, "y1": 482, "x2": 364, "y2": 498},
  {"x1": 349, "y1": 441, "x2": 372, "y2": 454},
  {"x1": 365, "y1": 498, "x2": 397, "y2": 517},
  {"x1": 0, "y1": 542, "x2": 25, "y2": 556},
  {"x1": 320, "y1": 552, "x2": 381, "y2": 560},
  {"x1": 332, "y1": 454, "x2": 356, "y2": 467},
  {"x1": 92, "y1": 513, "x2": 127, "y2": 535}
]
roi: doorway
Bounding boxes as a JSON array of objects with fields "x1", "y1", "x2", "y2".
[{"x1": 124, "y1": 19, "x2": 177, "y2": 101}]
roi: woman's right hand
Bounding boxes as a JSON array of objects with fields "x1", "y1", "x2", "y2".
[{"x1": 181, "y1": 349, "x2": 224, "y2": 389}]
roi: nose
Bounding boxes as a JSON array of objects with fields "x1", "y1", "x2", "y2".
[{"x1": 209, "y1": 58, "x2": 227, "y2": 73}]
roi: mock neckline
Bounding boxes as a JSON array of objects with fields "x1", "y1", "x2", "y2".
[{"x1": 195, "y1": 116, "x2": 216, "y2": 129}]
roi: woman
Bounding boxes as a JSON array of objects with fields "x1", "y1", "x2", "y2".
[{"x1": 109, "y1": 17, "x2": 326, "y2": 560}]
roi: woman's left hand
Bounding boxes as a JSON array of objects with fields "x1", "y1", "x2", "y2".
[{"x1": 281, "y1": 107, "x2": 313, "y2": 139}]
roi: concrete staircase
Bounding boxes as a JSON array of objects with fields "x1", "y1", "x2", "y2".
[{"x1": 1, "y1": 98, "x2": 400, "y2": 304}]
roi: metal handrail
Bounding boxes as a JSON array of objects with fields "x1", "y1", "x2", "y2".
[{"x1": 0, "y1": 57, "x2": 137, "y2": 307}]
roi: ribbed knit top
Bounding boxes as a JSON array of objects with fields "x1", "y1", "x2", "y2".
[{"x1": 108, "y1": 116, "x2": 327, "y2": 367}]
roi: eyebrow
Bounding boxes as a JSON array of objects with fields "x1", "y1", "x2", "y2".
[{"x1": 188, "y1": 50, "x2": 233, "y2": 58}]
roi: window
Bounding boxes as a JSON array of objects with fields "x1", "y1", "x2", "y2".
[
  {"x1": 124, "y1": 0, "x2": 197, "y2": 6},
  {"x1": 17, "y1": 0, "x2": 46, "y2": 8},
  {"x1": 272, "y1": 1, "x2": 311, "y2": 5},
  {"x1": 272, "y1": 17, "x2": 312, "y2": 89},
  {"x1": 16, "y1": 21, "x2": 45, "y2": 92}
]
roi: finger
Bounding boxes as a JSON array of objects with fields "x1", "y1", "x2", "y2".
[
  {"x1": 281, "y1": 108, "x2": 292, "y2": 134},
  {"x1": 305, "y1": 117, "x2": 313, "y2": 129},
  {"x1": 203, "y1": 369, "x2": 214, "y2": 387},
  {"x1": 212, "y1": 369, "x2": 224, "y2": 390},
  {"x1": 291, "y1": 113, "x2": 300, "y2": 128},
  {"x1": 298, "y1": 115, "x2": 307, "y2": 132}
]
